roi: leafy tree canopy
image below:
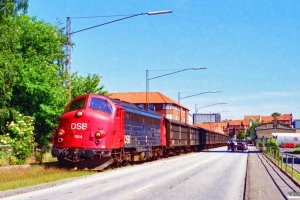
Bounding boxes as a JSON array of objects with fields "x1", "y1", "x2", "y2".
[
  {"x1": 246, "y1": 122, "x2": 260, "y2": 139},
  {"x1": 71, "y1": 72, "x2": 109, "y2": 99},
  {"x1": 0, "y1": 2, "x2": 109, "y2": 152},
  {"x1": 0, "y1": 0, "x2": 28, "y2": 19},
  {"x1": 237, "y1": 130, "x2": 246, "y2": 140},
  {"x1": 271, "y1": 112, "x2": 281, "y2": 116},
  {"x1": 0, "y1": 14, "x2": 67, "y2": 147}
]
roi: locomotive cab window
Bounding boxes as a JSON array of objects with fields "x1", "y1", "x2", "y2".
[
  {"x1": 89, "y1": 97, "x2": 112, "y2": 114},
  {"x1": 66, "y1": 98, "x2": 86, "y2": 113}
]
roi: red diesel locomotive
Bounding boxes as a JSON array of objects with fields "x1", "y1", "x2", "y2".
[{"x1": 51, "y1": 94, "x2": 229, "y2": 170}]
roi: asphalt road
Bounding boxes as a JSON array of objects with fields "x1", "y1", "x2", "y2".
[{"x1": 1, "y1": 147, "x2": 248, "y2": 200}]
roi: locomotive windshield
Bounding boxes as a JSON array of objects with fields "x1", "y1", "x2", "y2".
[
  {"x1": 89, "y1": 97, "x2": 112, "y2": 114},
  {"x1": 66, "y1": 98, "x2": 86, "y2": 113}
]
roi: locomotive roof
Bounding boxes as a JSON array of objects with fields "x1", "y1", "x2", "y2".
[{"x1": 109, "y1": 97, "x2": 160, "y2": 118}]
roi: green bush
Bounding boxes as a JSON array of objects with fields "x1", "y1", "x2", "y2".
[
  {"x1": 258, "y1": 141, "x2": 263, "y2": 147},
  {"x1": 0, "y1": 111, "x2": 36, "y2": 164},
  {"x1": 265, "y1": 138, "x2": 280, "y2": 151}
]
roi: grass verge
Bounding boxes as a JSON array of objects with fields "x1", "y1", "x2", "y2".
[
  {"x1": 289, "y1": 148, "x2": 300, "y2": 154},
  {"x1": 0, "y1": 164, "x2": 96, "y2": 191},
  {"x1": 264, "y1": 152, "x2": 300, "y2": 182}
]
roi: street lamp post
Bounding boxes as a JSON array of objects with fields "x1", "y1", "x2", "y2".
[
  {"x1": 223, "y1": 116, "x2": 234, "y2": 120},
  {"x1": 214, "y1": 111, "x2": 230, "y2": 121},
  {"x1": 65, "y1": 10, "x2": 172, "y2": 99},
  {"x1": 195, "y1": 103, "x2": 227, "y2": 113},
  {"x1": 217, "y1": 111, "x2": 230, "y2": 114},
  {"x1": 146, "y1": 67, "x2": 207, "y2": 109},
  {"x1": 177, "y1": 90, "x2": 220, "y2": 123},
  {"x1": 178, "y1": 91, "x2": 220, "y2": 104}
]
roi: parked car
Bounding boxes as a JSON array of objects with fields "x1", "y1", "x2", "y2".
[
  {"x1": 237, "y1": 142, "x2": 248, "y2": 151},
  {"x1": 281, "y1": 143, "x2": 297, "y2": 148}
]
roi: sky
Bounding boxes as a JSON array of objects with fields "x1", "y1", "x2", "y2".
[{"x1": 28, "y1": 0, "x2": 300, "y2": 120}]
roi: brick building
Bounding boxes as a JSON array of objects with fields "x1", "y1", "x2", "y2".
[
  {"x1": 227, "y1": 120, "x2": 251, "y2": 137},
  {"x1": 110, "y1": 92, "x2": 190, "y2": 123}
]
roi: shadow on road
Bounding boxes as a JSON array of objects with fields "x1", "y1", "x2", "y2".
[
  {"x1": 282, "y1": 157, "x2": 300, "y2": 164},
  {"x1": 201, "y1": 150, "x2": 253, "y2": 153}
]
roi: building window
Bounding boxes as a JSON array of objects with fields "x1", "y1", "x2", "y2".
[
  {"x1": 138, "y1": 104, "x2": 144, "y2": 108},
  {"x1": 149, "y1": 104, "x2": 155, "y2": 111},
  {"x1": 163, "y1": 104, "x2": 173, "y2": 110}
]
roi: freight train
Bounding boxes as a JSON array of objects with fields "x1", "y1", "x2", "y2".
[{"x1": 51, "y1": 94, "x2": 229, "y2": 170}]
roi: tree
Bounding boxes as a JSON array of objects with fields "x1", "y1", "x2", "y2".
[
  {"x1": 237, "y1": 130, "x2": 246, "y2": 141},
  {"x1": 0, "y1": 2, "x2": 109, "y2": 154},
  {"x1": 0, "y1": 0, "x2": 28, "y2": 20},
  {"x1": 271, "y1": 112, "x2": 281, "y2": 117},
  {"x1": 71, "y1": 72, "x2": 109, "y2": 99},
  {"x1": 246, "y1": 122, "x2": 260, "y2": 139},
  {"x1": 0, "y1": 14, "x2": 68, "y2": 148}
]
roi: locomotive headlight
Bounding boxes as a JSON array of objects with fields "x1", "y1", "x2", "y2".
[
  {"x1": 57, "y1": 129, "x2": 65, "y2": 137},
  {"x1": 76, "y1": 110, "x2": 83, "y2": 117},
  {"x1": 95, "y1": 132, "x2": 101, "y2": 138},
  {"x1": 95, "y1": 130, "x2": 106, "y2": 138}
]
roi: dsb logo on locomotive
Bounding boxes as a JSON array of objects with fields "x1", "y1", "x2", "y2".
[{"x1": 71, "y1": 123, "x2": 87, "y2": 130}]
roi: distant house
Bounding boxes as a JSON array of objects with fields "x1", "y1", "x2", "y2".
[
  {"x1": 261, "y1": 114, "x2": 292, "y2": 126},
  {"x1": 110, "y1": 92, "x2": 190, "y2": 124},
  {"x1": 256, "y1": 123, "x2": 297, "y2": 143},
  {"x1": 244, "y1": 114, "x2": 293, "y2": 126},
  {"x1": 243, "y1": 114, "x2": 294, "y2": 141},
  {"x1": 227, "y1": 120, "x2": 251, "y2": 137}
]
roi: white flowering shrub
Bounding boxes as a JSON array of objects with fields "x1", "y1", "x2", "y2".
[{"x1": 0, "y1": 112, "x2": 36, "y2": 164}]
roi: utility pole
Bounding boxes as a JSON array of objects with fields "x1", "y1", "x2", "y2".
[{"x1": 66, "y1": 17, "x2": 72, "y2": 100}]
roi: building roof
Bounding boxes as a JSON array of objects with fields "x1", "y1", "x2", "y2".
[
  {"x1": 277, "y1": 114, "x2": 292, "y2": 120},
  {"x1": 261, "y1": 116, "x2": 274, "y2": 123},
  {"x1": 261, "y1": 114, "x2": 292, "y2": 123},
  {"x1": 227, "y1": 120, "x2": 250, "y2": 126},
  {"x1": 244, "y1": 115, "x2": 261, "y2": 121},
  {"x1": 110, "y1": 92, "x2": 189, "y2": 110},
  {"x1": 194, "y1": 123, "x2": 225, "y2": 134},
  {"x1": 244, "y1": 114, "x2": 292, "y2": 123},
  {"x1": 218, "y1": 122, "x2": 229, "y2": 129},
  {"x1": 228, "y1": 120, "x2": 243, "y2": 126}
]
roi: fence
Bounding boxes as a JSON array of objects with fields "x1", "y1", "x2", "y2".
[{"x1": 263, "y1": 147, "x2": 300, "y2": 181}]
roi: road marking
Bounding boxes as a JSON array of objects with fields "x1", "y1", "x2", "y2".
[
  {"x1": 173, "y1": 153, "x2": 225, "y2": 176},
  {"x1": 134, "y1": 184, "x2": 154, "y2": 192}
]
